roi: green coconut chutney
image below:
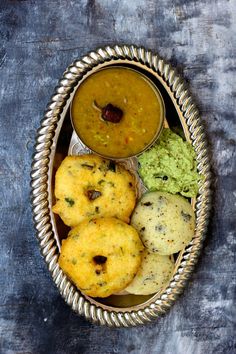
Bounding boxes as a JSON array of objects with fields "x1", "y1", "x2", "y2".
[{"x1": 138, "y1": 129, "x2": 201, "y2": 197}]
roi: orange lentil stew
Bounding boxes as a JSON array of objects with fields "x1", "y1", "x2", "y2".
[{"x1": 71, "y1": 67, "x2": 164, "y2": 158}]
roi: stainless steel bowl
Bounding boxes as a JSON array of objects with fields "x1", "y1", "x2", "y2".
[
  {"x1": 31, "y1": 45, "x2": 212, "y2": 327},
  {"x1": 70, "y1": 65, "x2": 165, "y2": 160}
]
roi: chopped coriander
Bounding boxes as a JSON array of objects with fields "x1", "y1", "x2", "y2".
[{"x1": 65, "y1": 197, "x2": 75, "y2": 207}]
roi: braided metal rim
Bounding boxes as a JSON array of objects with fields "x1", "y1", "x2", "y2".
[{"x1": 31, "y1": 45, "x2": 212, "y2": 327}]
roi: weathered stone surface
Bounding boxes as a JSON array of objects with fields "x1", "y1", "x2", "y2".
[{"x1": 0, "y1": 0, "x2": 235, "y2": 353}]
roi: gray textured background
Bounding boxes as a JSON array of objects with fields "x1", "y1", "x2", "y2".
[{"x1": 0, "y1": 0, "x2": 235, "y2": 353}]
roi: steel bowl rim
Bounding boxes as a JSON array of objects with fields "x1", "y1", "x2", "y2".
[{"x1": 31, "y1": 44, "x2": 212, "y2": 327}]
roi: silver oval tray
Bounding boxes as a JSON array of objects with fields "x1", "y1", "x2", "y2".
[{"x1": 31, "y1": 45, "x2": 212, "y2": 327}]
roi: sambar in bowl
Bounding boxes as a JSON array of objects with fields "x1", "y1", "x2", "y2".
[{"x1": 71, "y1": 66, "x2": 165, "y2": 159}]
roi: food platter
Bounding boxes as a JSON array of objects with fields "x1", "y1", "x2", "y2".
[{"x1": 31, "y1": 45, "x2": 212, "y2": 327}]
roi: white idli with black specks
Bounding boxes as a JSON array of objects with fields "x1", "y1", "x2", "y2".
[
  {"x1": 131, "y1": 191, "x2": 195, "y2": 255},
  {"x1": 125, "y1": 249, "x2": 174, "y2": 295}
]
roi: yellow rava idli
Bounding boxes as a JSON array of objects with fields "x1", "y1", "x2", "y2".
[
  {"x1": 59, "y1": 218, "x2": 144, "y2": 298},
  {"x1": 131, "y1": 191, "x2": 195, "y2": 255},
  {"x1": 125, "y1": 250, "x2": 174, "y2": 295},
  {"x1": 52, "y1": 155, "x2": 136, "y2": 227}
]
